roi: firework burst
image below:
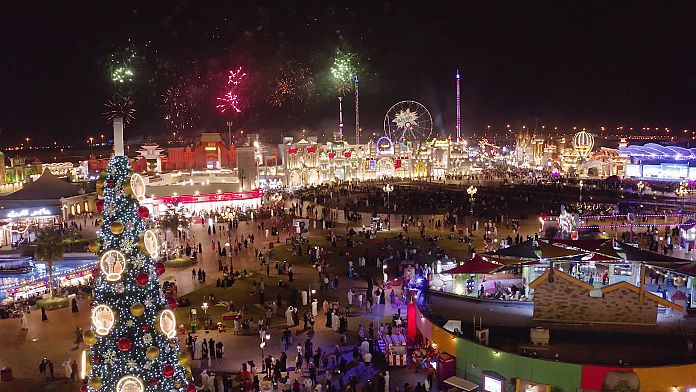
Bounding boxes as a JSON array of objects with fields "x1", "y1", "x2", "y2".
[
  {"x1": 216, "y1": 66, "x2": 247, "y2": 114},
  {"x1": 163, "y1": 83, "x2": 199, "y2": 132},
  {"x1": 330, "y1": 49, "x2": 356, "y2": 96},
  {"x1": 269, "y1": 62, "x2": 316, "y2": 107},
  {"x1": 106, "y1": 46, "x2": 141, "y2": 87},
  {"x1": 104, "y1": 95, "x2": 136, "y2": 124}
]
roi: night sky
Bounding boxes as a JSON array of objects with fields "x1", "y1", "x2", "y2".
[{"x1": 2, "y1": 1, "x2": 696, "y2": 144}]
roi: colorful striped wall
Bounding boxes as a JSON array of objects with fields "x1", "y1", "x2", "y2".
[{"x1": 416, "y1": 306, "x2": 696, "y2": 391}]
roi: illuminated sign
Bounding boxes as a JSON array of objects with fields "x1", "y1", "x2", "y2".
[
  {"x1": 376, "y1": 136, "x2": 394, "y2": 156},
  {"x1": 6, "y1": 208, "x2": 54, "y2": 218},
  {"x1": 154, "y1": 189, "x2": 263, "y2": 205},
  {"x1": 484, "y1": 375, "x2": 503, "y2": 392}
]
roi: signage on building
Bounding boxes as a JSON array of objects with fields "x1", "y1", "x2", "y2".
[
  {"x1": 154, "y1": 189, "x2": 263, "y2": 205},
  {"x1": 6, "y1": 207, "x2": 57, "y2": 219}
]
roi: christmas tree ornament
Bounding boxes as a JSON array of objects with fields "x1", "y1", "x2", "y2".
[
  {"x1": 166, "y1": 296, "x2": 177, "y2": 310},
  {"x1": 177, "y1": 352, "x2": 190, "y2": 366},
  {"x1": 107, "y1": 180, "x2": 114, "y2": 188},
  {"x1": 155, "y1": 262, "x2": 166, "y2": 276},
  {"x1": 136, "y1": 272, "x2": 149, "y2": 286},
  {"x1": 124, "y1": 173, "x2": 146, "y2": 201},
  {"x1": 110, "y1": 221, "x2": 125, "y2": 235},
  {"x1": 162, "y1": 364, "x2": 175, "y2": 378},
  {"x1": 138, "y1": 205, "x2": 150, "y2": 218},
  {"x1": 99, "y1": 250, "x2": 126, "y2": 282},
  {"x1": 115, "y1": 282, "x2": 125, "y2": 293},
  {"x1": 187, "y1": 384, "x2": 197, "y2": 392},
  {"x1": 91, "y1": 304, "x2": 116, "y2": 336},
  {"x1": 149, "y1": 378, "x2": 158, "y2": 386},
  {"x1": 89, "y1": 376, "x2": 103, "y2": 390},
  {"x1": 96, "y1": 199, "x2": 104, "y2": 212},
  {"x1": 88, "y1": 240, "x2": 100, "y2": 254},
  {"x1": 138, "y1": 230, "x2": 159, "y2": 258},
  {"x1": 83, "y1": 330, "x2": 97, "y2": 346},
  {"x1": 146, "y1": 346, "x2": 159, "y2": 360},
  {"x1": 96, "y1": 179, "x2": 105, "y2": 196},
  {"x1": 80, "y1": 385, "x2": 88, "y2": 392},
  {"x1": 130, "y1": 303, "x2": 145, "y2": 317},
  {"x1": 157, "y1": 309, "x2": 177, "y2": 339},
  {"x1": 117, "y1": 337, "x2": 132, "y2": 351},
  {"x1": 115, "y1": 375, "x2": 145, "y2": 392}
]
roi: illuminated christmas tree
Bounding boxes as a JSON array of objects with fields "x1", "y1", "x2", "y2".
[{"x1": 82, "y1": 152, "x2": 194, "y2": 392}]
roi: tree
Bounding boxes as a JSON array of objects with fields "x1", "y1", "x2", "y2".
[
  {"x1": 85, "y1": 156, "x2": 193, "y2": 392},
  {"x1": 35, "y1": 227, "x2": 64, "y2": 298}
]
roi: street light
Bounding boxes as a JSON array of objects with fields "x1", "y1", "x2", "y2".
[
  {"x1": 579, "y1": 180, "x2": 584, "y2": 204},
  {"x1": 260, "y1": 332, "x2": 270, "y2": 358},
  {"x1": 88, "y1": 137, "x2": 94, "y2": 155},
  {"x1": 383, "y1": 184, "x2": 394, "y2": 230},
  {"x1": 467, "y1": 185, "x2": 477, "y2": 214},
  {"x1": 677, "y1": 180, "x2": 688, "y2": 216},
  {"x1": 100, "y1": 134, "x2": 104, "y2": 145}
]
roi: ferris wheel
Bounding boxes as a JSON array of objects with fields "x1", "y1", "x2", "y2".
[{"x1": 383, "y1": 100, "x2": 433, "y2": 143}]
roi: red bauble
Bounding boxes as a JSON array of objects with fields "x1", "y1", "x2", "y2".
[
  {"x1": 155, "y1": 262, "x2": 166, "y2": 276},
  {"x1": 80, "y1": 385, "x2": 88, "y2": 392},
  {"x1": 91, "y1": 268, "x2": 99, "y2": 279},
  {"x1": 167, "y1": 296, "x2": 177, "y2": 310},
  {"x1": 162, "y1": 364, "x2": 175, "y2": 378},
  {"x1": 187, "y1": 384, "x2": 197, "y2": 392},
  {"x1": 96, "y1": 199, "x2": 104, "y2": 212},
  {"x1": 136, "y1": 272, "x2": 149, "y2": 286},
  {"x1": 107, "y1": 180, "x2": 114, "y2": 188},
  {"x1": 92, "y1": 355, "x2": 100, "y2": 364},
  {"x1": 117, "y1": 337, "x2": 132, "y2": 351},
  {"x1": 138, "y1": 206, "x2": 150, "y2": 218},
  {"x1": 142, "y1": 325, "x2": 150, "y2": 331},
  {"x1": 150, "y1": 379, "x2": 159, "y2": 386}
]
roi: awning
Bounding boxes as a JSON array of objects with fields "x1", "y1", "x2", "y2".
[
  {"x1": 444, "y1": 376, "x2": 479, "y2": 391},
  {"x1": 551, "y1": 239, "x2": 609, "y2": 252},
  {"x1": 442, "y1": 255, "x2": 502, "y2": 274},
  {"x1": 537, "y1": 240, "x2": 587, "y2": 259},
  {"x1": 617, "y1": 242, "x2": 691, "y2": 265},
  {"x1": 481, "y1": 240, "x2": 539, "y2": 261}
]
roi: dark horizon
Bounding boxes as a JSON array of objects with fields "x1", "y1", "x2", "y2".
[{"x1": 2, "y1": 1, "x2": 696, "y2": 145}]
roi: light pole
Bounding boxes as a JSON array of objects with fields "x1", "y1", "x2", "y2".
[
  {"x1": 677, "y1": 180, "x2": 688, "y2": 219},
  {"x1": 467, "y1": 185, "x2": 477, "y2": 214},
  {"x1": 100, "y1": 134, "x2": 104, "y2": 146},
  {"x1": 260, "y1": 332, "x2": 270, "y2": 358},
  {"x1": 88, "y1": 137, "x2": 94, "y2": 155},
  {"x1": 579, "y1": 180, "x2": 584, "y2": 204},
  {"x1": 637, "y1": 180, "x2": 645, "y2": 210},
  {"x1": 226, "y1": 120, "x2": 233, "y2": 146},
  {"x1": 383, "y1": 183, "x2": 394, "y2": 230}
]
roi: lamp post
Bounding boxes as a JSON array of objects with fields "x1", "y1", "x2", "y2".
[
  {"x1": 383, "y1": 184, "x2": 394, "y2": 230},
  {"x1": 201, "y1": 302, "x2": 209, "y2": 329},
  {"x1": 578, "y1": 180, "x2": 584, "y2": 204},
  {"x1": 677, "y1": 180, "x2": 688, "y2": 220},
  {"x1": 637, "y1": 180, "x2": 645, "y2": 210},
  {"x1": 260, "y1": 332, "x2": 270, "y2": 358},
  {"x1": 467, "y1": 185, "x2": 477, "y2": 214},
  {"x1": 226, "y1": 120, "x2": 233, "y2": 146},
  {"x1": 88, "y1": 137, "x2": 94, "y2": 155}
]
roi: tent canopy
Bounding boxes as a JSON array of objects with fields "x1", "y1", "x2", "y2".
[
  {"x1": 1, "y1": 169, "x2": 81, "y2": 201},
  {"x1": 442, "y1": 255, "x2": 501, "y2": 274},
  {"x1": 481, "y1": 240, "x2": 539, "y2": 261}
]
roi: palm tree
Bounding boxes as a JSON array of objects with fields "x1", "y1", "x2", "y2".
[{"x1": 35, "y1": 227, "x2": 64, "y2": 298}]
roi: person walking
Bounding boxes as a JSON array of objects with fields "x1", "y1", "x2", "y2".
[
  {"x1": 48, "y1": 359, "x2": 55, "y2": 380},
  {"x1": 20, "y1": 311, "x2": 28, "y2": 330},
  {"x1": 41, "y1": 306, "x2": 48, "y2": 321},
  {"x1": 71, "y1": 298, "x2": 79, "y2": 313},
  {"x1": 39, "y1": 358, "x2": 47, "y2": 380},
  {"x1": 74, "y1": 327, "x2": 83, "y2": 349}
]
